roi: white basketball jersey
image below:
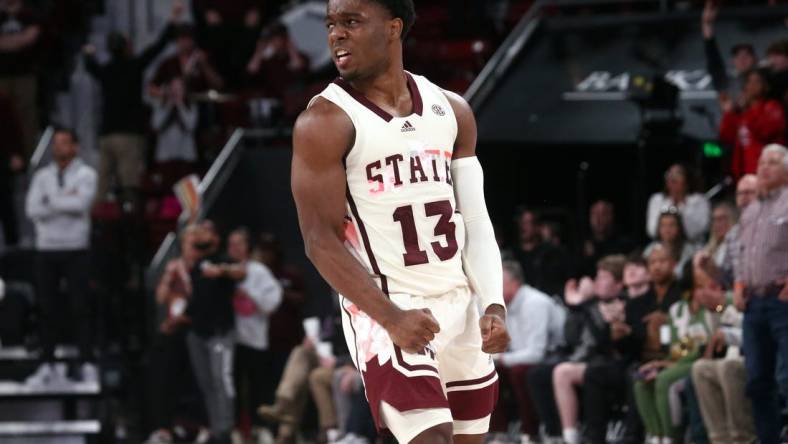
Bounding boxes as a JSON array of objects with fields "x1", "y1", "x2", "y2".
[{"x1": 308, "y1": 72, "x2": 469, "y2": 297}]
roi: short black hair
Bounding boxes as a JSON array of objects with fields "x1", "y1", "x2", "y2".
[
  {"x1": 366, "y1": 0, "x2": 416, "y2": 40},
  {"x1": 54, "y1": 126, "x2": 79, "y2": 144},
  {"x1": 730, "y1": 43, "x2": 755, "y2": 57}
]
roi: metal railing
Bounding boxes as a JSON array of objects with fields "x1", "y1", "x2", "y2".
[{"x1": 27, "y1": 126, "x2": 55, "y2": 173}]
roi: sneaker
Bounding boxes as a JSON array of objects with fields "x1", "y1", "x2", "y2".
[
  {"x1": 24, "y1": 363, "x2": 53, "y2": 388},
  {"x1": 194, "y1": 428, "x2": 211, "y2": 444},
  {"x1": 145, "y1": 429, "x2": 173, "y2": 444},
  {"x1": 258, "y1": 398, "x2": 295, "y2": 424},
  {"x1": 80, "y1": 362, "x2": 100, "y2": 384}
]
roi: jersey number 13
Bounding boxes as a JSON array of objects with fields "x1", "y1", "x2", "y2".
[{"x1": 393, "y1": 200, "x2": 458, "y2": 266}]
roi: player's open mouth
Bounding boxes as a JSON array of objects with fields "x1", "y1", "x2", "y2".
[{"x1": 335, "y1": 49, "x2": 352, "y2": 67}]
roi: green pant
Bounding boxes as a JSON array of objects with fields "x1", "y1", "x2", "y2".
[{"x1": 634, "y1": 361, "x2": 693, "y2": 439}]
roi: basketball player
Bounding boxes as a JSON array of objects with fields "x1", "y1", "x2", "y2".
[{"x1": 291, "y1": 1, "x2": 510, "y2": 443}]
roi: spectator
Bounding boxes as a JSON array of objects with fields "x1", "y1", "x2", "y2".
[
  {"x1": 495, "y1": 260, "x2": 566, "y2": 437},
  {"x1": 151, "y1": 76, "x2": 199, "y2": 164},
  {"x1": 150, "y1": 24, "x2": 224, "y2": 97},
  {"x1": 765, "y1": 38, "x2": 788, "y2": 107},
  {"x1": 633, "y1": 261, "x2": 717, "y2": 444},
  {"x1": 553, "y1": 255, "x2": 627, "y2": 444},
  {"x1": 581, "y1": 256, "x2": 652, "y2": 444},
  {"x1": 719, "y1": 174, "x2": 758, "y2": 283},
  {"x1": 83, "y1": 1, "x2": 183, "y2": 205},
  {"x1": 691, "y1": 253, "x2": 756, "y2": 444},
  {"x1": 700, "y1": 0, "x2": 756, "y2": 100},
  {"x1": 512, "y1": 207, "x2": 573, "y2": 296},
  {"x1": 245, "y1": 22, "x2": 309, "y2": 101},
  {"x1": 0, "y1": 0, "x2": 41, "y2": 155},
  {"x1": 646, "y1": 164, "x2": 710, "y2": 243},
  {"x1": 703, "y1": 202, "x2": 736, "y2": 269},
  {"x1": 644, "y1": 210, "x2": 698, "y2": 279},
  {"x1": 185, "y1": 220, "x2": 246, "y2": 444},
  {"x1": 227, "y1": 227, "x2": 282, "y2": 438},
  {"x1": 734, "y1": 144, "x2": 788, "y2": 444},
  {"x1": 146, "y1": 225, "x2": 202, "y2": 444},
  {"x1": 579, "y1": 200, "x2": 635, "y2": 277},
  {"x1": 719, "y1": 69, "x2": 786, "y2": 180},
  {"x1": 0, "y1": 91, "x2": 24, "y2": 246},
  {"x1": 24, "y1": 128, "x2": 97, "y2": 384}
]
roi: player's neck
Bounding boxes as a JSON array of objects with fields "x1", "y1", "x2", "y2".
[{"x1": 348, "y1": 63, "x2": 409, "y2": 112}]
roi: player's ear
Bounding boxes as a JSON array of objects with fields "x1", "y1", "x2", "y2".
[{"x1": 389, "y1": 17, "x2": 403, "y2": 41}]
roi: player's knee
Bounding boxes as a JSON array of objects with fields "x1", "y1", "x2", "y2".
[{"x1": 410, "y1": 422, "x2": 453, "y2": 444}]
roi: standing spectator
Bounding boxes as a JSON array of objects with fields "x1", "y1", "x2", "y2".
[
  {"x1": 766, "y1": 38, "x2": 788, "y2": 107},
  {"x1": 719, "y1": 69, "x2": 786, "y2": 180},
  {"x1": 644, "y1": 210, "x2": 699, "y2": 279},
  {"x1": 186, "y1": 220, "x2": 246, "y2": 444},
  {"x1": 245, "y1": 22, "x2": 309, "y2": 100},
  {"x1": 553, "y1": 255, "x2": 627, "y2": 444},
  {"x1": 512, "y1": 207, "x2": 573, "y2": 296},
  {"x1": 0, "y1": 91, "x2": 24, "y2": 246},
  {"x1": 646, "y1": 164, "x2": 710, "y2": 243},
  {"x1": 24, "y1": 128, "x2": 97, "y2": 383},
  {"x1": 719, "y1": 174, "x2": 758, "y2": 283},
  {"x1": 0, "y1": 0, "x2": 40, "y2": 155},
  {"x1": 150, "y1": 24, "x2": 224, "y2": 96},
  {"x1": 83, "y1": 1, "x2": 183, "y2": 205},
  {"x1": 633, "y1": 261, "x2": 717, "y2": 444},
  {"x1": 579, "y1": 200, "x2": 635, "y2": 277},
  {"x1": 734, "y1": 144, "x2": 788, "y2": 444},
  {"x1": 151, "y1": 76, "x2": 199, "y2": 165},
  {"x1": 700, "y1": 0, "x2": 756, "y2": 100},
  {"x1": 703, "y1": 202, "x2": 736, "y2": 269},
  {"x1": 496, "y1": 260, "x2": 566, "y2": 438},
  {"x1": 227, "y1": 227, "x2": 282, "y2": 438},
  {"x1": 691, "y1": 254, "x2": 756, "y2": 444}
]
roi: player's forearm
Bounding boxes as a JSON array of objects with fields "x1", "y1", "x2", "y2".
[{"x1": 304, "y1": 231, "x2": 402, "y2": 327}]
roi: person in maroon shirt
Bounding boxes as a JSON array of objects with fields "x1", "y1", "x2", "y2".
[
  {"x1": 244, "y1": 22, "x2": 309, "y2": 101},
  {"x1": 149, "y1": 24, "x2": 224, "y2": 98}
]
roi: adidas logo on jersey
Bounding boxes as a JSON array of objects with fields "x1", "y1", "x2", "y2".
[{"x1": 400, "y1": 121, "x2": 416, "y2": 132}]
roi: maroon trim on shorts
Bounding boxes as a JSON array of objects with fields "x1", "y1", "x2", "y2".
[
  {"x1": 447, "y1": 379, "x2": 500, "y2": 421},
  {"x1": 333, "y1": 73, "x2": 423, "y2": 122},
  {"x1": 362, "y1": 350, "x2": 449, "y2": 433},
  {"x1": 445, "y1": 369, "x2": 497, "y2": 388},
  {"x1": 393, "y1": 345, "x2": 439, "y2": 374}
]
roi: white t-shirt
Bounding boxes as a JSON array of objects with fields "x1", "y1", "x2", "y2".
[{"x1": 234, "y1": 261, "x2": 282, "y2": 350}]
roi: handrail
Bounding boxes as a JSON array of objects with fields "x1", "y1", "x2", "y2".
[{"x1": 28, "y1": 126, "x2": 55, "y2": 173}]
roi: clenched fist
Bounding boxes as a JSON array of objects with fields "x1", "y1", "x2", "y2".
[{"x1": 386, "y1": 308, "x2": 440, "y2": 354}]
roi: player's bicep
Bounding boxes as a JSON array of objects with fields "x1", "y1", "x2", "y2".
[{"x1": 442, "y1": 90, "x2": 478, "y2": 159}]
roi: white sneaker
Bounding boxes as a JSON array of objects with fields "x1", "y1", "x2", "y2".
[
  {"x1": 145, "y1": 429, "x2": 173, "y2": 444},
  {"x1": 80, "y1": 362, "x2": 99, "y2": 384},
  {"x1": 194, "y1": 428, "x2": 211, "y2": 444},
  {"x1": 24, "y1": 363, "x2": 53, "y2": 388},
  {"x1": 49, "y1": 362, "x2": 73, "y2": 389}
]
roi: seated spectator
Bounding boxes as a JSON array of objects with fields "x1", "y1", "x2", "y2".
[
  {"x1": 0, "y1": 91, "x2": 24, "y2": 246},
  {"x1": 24, "y1": 128, "x2": 98, "y2": 385},
  {"x1": 84, "y1": 1, "x2": 182, "y2": 206},
  {"x1": 495, "y1": 260, "x2": 566, "y2": 437},
  {"x1": 766, "y1": 38, "x2": 788, "y2": 106},
  {"x1": 643, "y1": 210, "x2": 698, "y2": 279},
  {"x1": 327, "y1": 367, "x2": 375, "y2": 444},
  {"x1": 146, "y1": 225, "x2": 203, "y2": 444},
  {"x1": 700, "y1": 0, "x2": 756, "y2": 100},
  {"x1": 227, "y1": 227, "x2": 282, "y2": 438},
  {"x1": 185, "y1": 220, "x2": 246, "y2": 444},
  {"x1": 579, "y1": 200, "x2": 635, "y2": 277},
  {"x1": 646, "y1": 164, "x2": 710, "y2": 243},
  {"x1": 151, "y1": 76, "x2": 199, "y2": 164},
  {"x1": 633, "y1": 261, "x2": 717, "y2": 444},
  {"x1": 553, "y1": 255, "x2": 627, "y2": 444},
  {"x1": 511, "y1": 207, "x2": 573, "y2": 296},
  {"x1": 527, "y1": 255, "x2": 625, "y2": 442},
  {"x1": 0, "y1": 0, "x2": 41, "y2": 156},
  {"x1": 690, "y1": 253, "x2": 756, "y2": 444},
  {"x1": 703, "y1": 202, "x2": 736, "y2": 269},
  {"x1": 719, "y1": 69, "x2": 786, "y2": 180},
  {"x1": 149, "y1": 24, "x2": 224, "y2": 97}
]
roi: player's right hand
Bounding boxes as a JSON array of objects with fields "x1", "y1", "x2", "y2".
[{"x1": 386, "y1": 308, "x2": 440, "y2": 354}]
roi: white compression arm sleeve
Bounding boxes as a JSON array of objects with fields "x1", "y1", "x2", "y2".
[{"x1": 451, "y1": 156, "x2": 504, "y2": 312}]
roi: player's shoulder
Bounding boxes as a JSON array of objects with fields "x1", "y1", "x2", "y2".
[{"x1": 293, "y1": 96, "x2": 355, "y2": 156}]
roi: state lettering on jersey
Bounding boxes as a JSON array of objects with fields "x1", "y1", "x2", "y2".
[{"x1": 366, "y1": 144, "x2": 453, "y2": 195}]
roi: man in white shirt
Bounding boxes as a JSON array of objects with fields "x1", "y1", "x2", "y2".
[
  {"x1": 25, "y1": 128, "x2": 97, "y2": 382},
  {"x1": 496, "y1": 260, "x2": 566, "y2": 438}
]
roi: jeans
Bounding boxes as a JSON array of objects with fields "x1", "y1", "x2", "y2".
[
  {"x1": 742, "y1": 293, "x2": 788, "y2": 444},
  {"x1": 527, "y1": 363, "x2": 561, "y2": 436}
]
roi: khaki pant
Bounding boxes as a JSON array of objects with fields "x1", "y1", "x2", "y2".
[
  {"x1": 0, "y1": 76, "x2": 39, "y2": 157},
  {"x1": 97, "y1": 133, "x2": 146, "y2": 201},
  {"x1": 691, "y1": 359, "x2": 756, "y2": 444},
  {"x1": 309, "y1": 366, "x2": 338, "y2": 429},
  {"x1": 275, "y1": 345, "x2": 318, "y2": 436}
]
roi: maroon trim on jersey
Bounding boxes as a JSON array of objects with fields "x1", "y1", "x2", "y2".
[
  {"x1": 333, "y1": 73, "x2": 423, "y2": 122},
  {"x1": 361, "y1": 350, "x2": 449, "y2": 433},
  {"x1": 345, "y1": 189, "x2": 383, "y2": 275},
  {"x1": 447, "y1": 379, "x2": 499, "y2": 421},
  {"x1": 393, "y1": 345, "x2": 440, "y2": 374},
  {"x1": 340, "y1": 296, "x2": 362, "y2": 371},
  {"x1": 445, "y1": 369, "x2": 497, "y2": 388}
]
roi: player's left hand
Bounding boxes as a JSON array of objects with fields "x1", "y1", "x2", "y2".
[{"x1": 480, "y1": 305, "x2": 509, "y2": 354}]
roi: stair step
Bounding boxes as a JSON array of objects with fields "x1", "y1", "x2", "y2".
[
  {"x1": 0, "y1": 381, "x2": 100, "y2": 398},
  {"x1": 0, "y1": 420, "x2": 100, "y2": 435}
]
